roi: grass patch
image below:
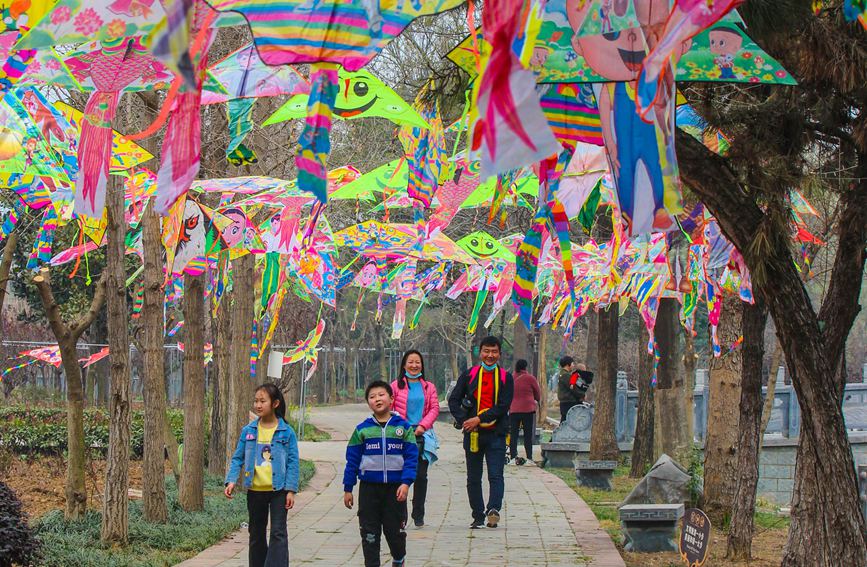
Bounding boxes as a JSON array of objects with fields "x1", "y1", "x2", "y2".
[
  {"x1": 551, "y1": 465, "x2": 791, "y2": 540},
  {"x1": 550, "y1": 465, "x2": 635, "y2": 539},
  {"x1": 34, "y1": 461, "x2": 316, "y2": 567}
]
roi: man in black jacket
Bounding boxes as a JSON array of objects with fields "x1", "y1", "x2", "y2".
[{"x1": 448, "y1": 336, "x2": 514, "y2": 529}]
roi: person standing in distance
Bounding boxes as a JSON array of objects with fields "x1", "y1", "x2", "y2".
[
  {"x1": 448, "y1": 336, "x2": 514, "y2": 529},
  {"x1": 509, "y1": 359, "x2": 541, "y2": 465},
  {"x1": 557, "y1": 356, "x2": 580, "y2": 423}
]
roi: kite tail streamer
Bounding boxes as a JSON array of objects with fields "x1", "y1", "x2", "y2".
[
  {"x1": 260, "y1": 252, "x2": 282, "y2": 315},
  {"x1": 155, "y1": 89, "x2": 206, "y2": 215},
  {"x1": 75, "y1": 91, "x2": 120, "y2": 218},
  {"x1": 250, "y1": 319, "x2": 259, "y2": 377},
  {"x1": 392, "y1": 299, "x2": 407, "y2": 339},
  {"x1": 468, "y1": 286, "x2": 489, "y2": 334},
  {"x1": 511, "y1": 221, "x2": 545, "y2": 328},
  {"x1": 226, "y1": 98, "x2": 256, "y2": 158},
  {"x1": 296, "y1": 63, "x2": 339, "y2": 204},
  {"x1": 26, "y1": 208, "x2": 58, "y2": 270},
  {"x1": 0, "y1": 201, "x2": 21, "y2": 242},
  {"x1": 549, "y1": 199, "x2": 575, "y2": 300}
]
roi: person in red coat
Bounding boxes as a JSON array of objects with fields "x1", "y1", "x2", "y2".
[{"x1": 509, "y1": 359, "x2": 541, "y2": 465}]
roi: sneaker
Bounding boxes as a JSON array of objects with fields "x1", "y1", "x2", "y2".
[
  {"x1": 469, "y1": 519, "x2": 485, "y2": 529},
  {"x1": 414, "y1": 518, "x2": 424, "y2": 528},
  {"x1": 486, "y1": 509, "x2": 500, "y2": 528},
  {"x1": 516, "y1": 457, "x2": 526, "y2": 466},
  {"x1": 392, "y1": 559, "x2": 405, "y2": 567}
]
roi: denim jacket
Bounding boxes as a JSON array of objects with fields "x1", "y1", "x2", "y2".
[{"x1": 225, "y1": 417, "x2": 300, "y2": 492}]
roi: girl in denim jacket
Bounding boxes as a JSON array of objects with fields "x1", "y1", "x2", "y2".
[{"x1": 225, "y1": 383, "x2": 299, "y2": 567}]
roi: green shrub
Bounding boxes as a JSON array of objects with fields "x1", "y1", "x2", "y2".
[
  {"x1": 0, "y1": 406, "x2": 327, "y2": 457},
  {"x1": 34, "y1": 462, "x2": 316, "y2": 567},
  {"x1": 0, "y1": 407, "x2": 189, "y2": 458},
  {"x1": 0, "y1": 481, "x2": 42, "y2": 566}
]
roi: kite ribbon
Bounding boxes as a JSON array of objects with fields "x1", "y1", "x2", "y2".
[{"x1": 296, "y1": 62, "x2": 339, "y2": 204}]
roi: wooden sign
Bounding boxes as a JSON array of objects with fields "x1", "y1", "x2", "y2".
[{"x1": 679, "y1": 508, "x2": 711, "y2": 567}]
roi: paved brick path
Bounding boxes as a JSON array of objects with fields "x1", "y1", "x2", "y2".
[{"x1": 178, "y1": 404, "x2": 624, "y2": 567}]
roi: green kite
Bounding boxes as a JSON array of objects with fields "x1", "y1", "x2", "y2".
[{"x1": 263, "y1": 69, "x2": 429, "y2": 129}]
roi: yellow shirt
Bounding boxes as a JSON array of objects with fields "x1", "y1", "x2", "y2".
[{"x1": 251, "y1": 423, "x2": 277, "y2": 491}]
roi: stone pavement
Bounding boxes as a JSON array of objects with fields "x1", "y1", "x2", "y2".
[{"x1": 178, "y1": 404, "x2": 624, "y2": 567}]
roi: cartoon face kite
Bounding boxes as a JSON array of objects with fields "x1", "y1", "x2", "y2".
[{"x1": 264, "y1": 69, "x2": 429, "y2": 129}]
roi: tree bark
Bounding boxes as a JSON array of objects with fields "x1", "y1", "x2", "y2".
[
  {"x1": 589, "y1": 307, "x2": 619, "y2": 461},
  {"x1": 179, "y1": 274, "x2": 205, "y2": 511},
  {"x1": 208, "y1": 282, "x2": 231, "y2": 476},
  {"x1": 583, "y1": 309, "x2": 598, "y2": 370},
  {"x1": 512, "y1": 319, "x2": 532, "y2": 366},
  {"x1": 101, "y1": 173, "x2": 132, "y2": 545},
  {"x1": 703, "y1": 295, "x2": 744, "y2": 525},
  {"x1": 227, "y1": 253, "x2": 255, "y2": 468},
  {"x1": 33, "y1": 268, "x2": 107, "y2": 520},
  {"x1": 140, "y1": 204, "x2": 168, "y2": 523},
  {"x1": 654, "y1": 297, "x2": 690, "y2": 464},
  {"x1": 537, "y1": 326, "x2": 548, "y2": 425},
  {"x1": 678, "y1": 132, "x2": 867, "y2": 566},
  {"x1": 682, "y1": 329, "x2": 696, "y2": 444},
  {"x1": 630, "y1": 323, "x2": 655, "y2": 478},
  {"x1": 727, "y1": 299, "x2": 768, "y2": 560},
  {"x1": 0, "y1": 229, "x2": 19, "y2": 319}
]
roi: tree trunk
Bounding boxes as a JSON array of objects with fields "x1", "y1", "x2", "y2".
[
  {"x1": 227, "y1": 254, "x2": 255, "y2": 468},
  {"x1": 589, "y1": 307, "x2": 619, "y2": 461},
  {"x1": 583, "y1": 309, "x2": 598, "y2": 369},
  {"x1": 34, "y1": 268, "x2": 107, "y2": 520},
  {"x1": 377, "y1": 322, "x2": 388, "y2": 381},
  {"x1": 140, "y1": 204, "x2": 168, "y2": 523},
  {"x1": 208, "y1": 285, "x2": 230, "y2": 476},
  {"x1": 101, "y1": 174, "x2": 131, "y2": 545},
  {"x1": 512, "y1": 319, "x2": 532, "y2": 366},
  {"x1": 678, "y1": 132, "x2": 867, "y2": 566},
  {"x1": 703, "y1": 295, "x2": 744, "y2": 525},
  {"x1": 682, "y1": 330, "x2": 696, "y2": 444},
  {"x1": 654, "y1": 297, "x2": 690, "y2": 464},
  {"x1": 60, "y1": 341, "x2": 87, "y2": 519},
  {"x1": 630, "y1": 324, "x2": 655, "y2": 478},
  {"x1": 537, "y1": 326, "x2": 548, "y2": 425},
  {"x1": 0, "y1": 229, "x2": 19, "y2": 319},
  {"x1": 727, "y1": 300, "x2": 768, "y2": 560},
  {"x1": 179, "y1": 274, "x2": 205, "y2": 511}
]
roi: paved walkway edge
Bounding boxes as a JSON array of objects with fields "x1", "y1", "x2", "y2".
[
  {"x1": 536, "y1": 468, "x2": 626, "y2": 567},
  {"x1": 176, "y1": 461, "x2": 338, "y2": 567}
]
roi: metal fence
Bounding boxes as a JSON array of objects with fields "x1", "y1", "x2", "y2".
[{"x1": 613, "y1": 365, "x2": 867, "y2": 443}]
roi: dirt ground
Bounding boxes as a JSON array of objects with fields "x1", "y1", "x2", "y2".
[
  {"x1": 620, "y1": 525, "x2": 789, "y2": 567},
  {"x1": 2, "y1": 456, "x2": 162, "y2": 519}
]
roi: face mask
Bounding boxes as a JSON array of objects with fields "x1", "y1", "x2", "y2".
[
  {"x1": 405, "y1": 371, "x2": 422, "y2": 379},
  {"x1": 481, "y1": 361, "x2": 498, "y2": 371}
]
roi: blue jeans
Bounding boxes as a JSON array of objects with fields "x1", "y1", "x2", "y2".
[
  {"x1": 463, "y1": 431, "x2": 506, "y2": 521},
  {"x1": 247, "y1": 490, "x2": 289, "y2": 567}
]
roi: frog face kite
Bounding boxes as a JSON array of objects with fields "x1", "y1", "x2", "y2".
[
  {"x1": 457, "y1": 231, "x2": 515, "y2": 263},
  {"x1": 264, "y1": 69, "x2": 429, "y2": 129}
]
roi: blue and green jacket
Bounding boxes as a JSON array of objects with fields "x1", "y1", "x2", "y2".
[{"x1": 343, "y1": 413, "x2": 418, "y2": 492}]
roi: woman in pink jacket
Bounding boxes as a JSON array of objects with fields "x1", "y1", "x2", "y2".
[{"x1": 390, "y1": 349, "x2": 439, "y2": 527}]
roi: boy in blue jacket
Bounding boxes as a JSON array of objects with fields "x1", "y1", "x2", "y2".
[{"x1": 344, "y1": 380, "x2": 418, "y2": 567}]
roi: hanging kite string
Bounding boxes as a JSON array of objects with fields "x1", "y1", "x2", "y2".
[
  {"x1": 69, "y1": 226, "x2": 85, "y2": 279},
  {"x1": 126, "y1": 9, "x2": 218, "y2": 141}
]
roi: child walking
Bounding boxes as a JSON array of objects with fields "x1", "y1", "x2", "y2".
[
  {"x1": 344, "y1": 381, "x2": 418, "y2": 567},
  {"x1": 225, "y1": 383, "x2": 299, "y2": 567}
]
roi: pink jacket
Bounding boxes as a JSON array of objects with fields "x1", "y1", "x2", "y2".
[{"x1": 390, "y1": 378, "x2": 440, "y2": 432}]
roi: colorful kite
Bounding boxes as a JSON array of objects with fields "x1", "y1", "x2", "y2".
[{"x1": 264, "y1": 68, "x2": 427, "y2": 129}]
